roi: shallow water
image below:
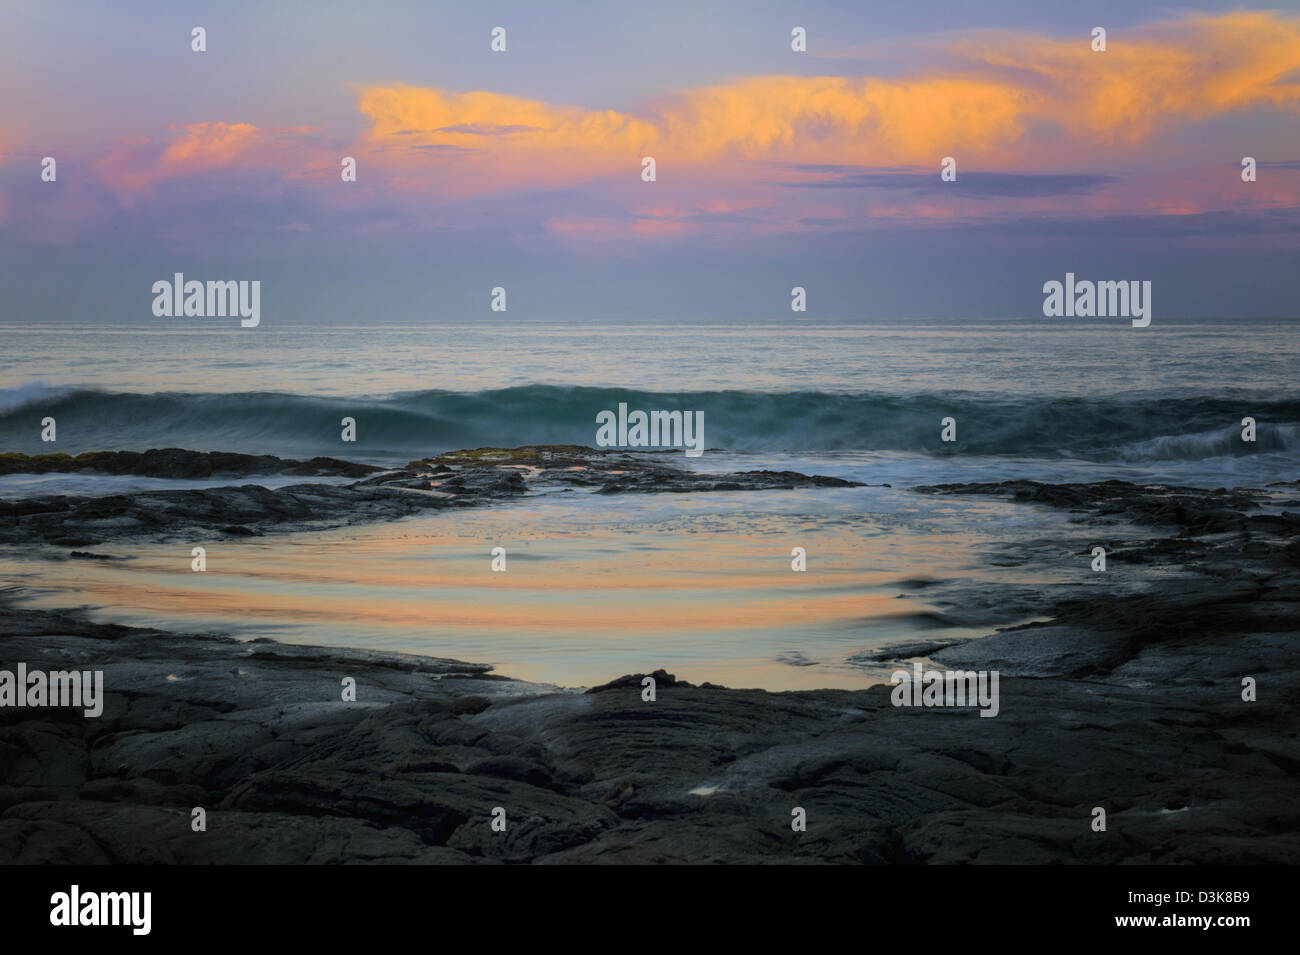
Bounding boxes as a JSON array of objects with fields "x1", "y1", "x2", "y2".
[{"x1": 4, "y1": 483, "x2": 1139, "y2": 690}]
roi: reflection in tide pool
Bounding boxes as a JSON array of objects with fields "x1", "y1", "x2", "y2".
[{"x1": 4, "y1": 484, "x2": 1132, "y2": 690}]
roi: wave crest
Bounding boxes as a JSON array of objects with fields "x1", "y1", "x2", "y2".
[{"x1": 2, "y1": 385, "x2": 1296, "y2": 464}]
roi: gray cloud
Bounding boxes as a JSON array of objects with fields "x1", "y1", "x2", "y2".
[{"x1": 772, "y1": 169, "x2": 1117, "y2": 197}]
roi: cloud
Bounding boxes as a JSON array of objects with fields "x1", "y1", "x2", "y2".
[
  {"x1": 800, "y1": 206, "x2": 1300, "y2": 240},
  {"x1": 90, "y1": 122, "x2": 328, "y2": 196},
  {"x1": 772, "y1": 168, "x2": 1117, "y2": 198},
  {"x1": 10, "y1": 10, "x2": 1300, "y2": 246},
  {"x1": 949, "y1": 12, "x2": 1300, "y2": 145},
  {"x1": 354, "y1": 85, "x2": 657, "y2": 195},
  {"x1": 354, "y1": 75, "x2": 1034, "y2": 195},
  {"x1": 354, "y1": 11, "x2": 1300, "y2": 197},
  {"x1": 435, "y1": 123, "x2": 543, "y2": 135},
  {"x1": 965, "y1": 207, "x2": 1300, "y2": 240}
]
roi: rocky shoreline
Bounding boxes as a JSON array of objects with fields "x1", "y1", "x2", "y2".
[
  {"x1": 0, "y1": 446, "x2": 867, "y2": 547},
  {"x1": 1, "y1": 454, "x2": 1297, "y2": 863}
]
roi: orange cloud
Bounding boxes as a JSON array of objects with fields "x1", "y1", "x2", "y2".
[
  {"x1": 356, "y1": 11, "x2": 1300, "y2": 197},
  {"x1": 158, "y1": 122, "x2": 259, "y2": 167},
  {"x1": 661, "y1": 75, "x2": 1029, "y2": 162},
  {"x1": 357, "y1": 75, "x2": 1032, "y2": 194},
  {"x1": 44, "y1": 10, "x2": 1297, "y2": 244},
  {"x1": 952, "y1": 11, "x2": 1300, "y2": 145},
  {"x1": 91, "y1": 122, "x2": 327, "y2": 196},
  {"x1": 356, "y1": 85, "x2": 657, "y2": 194}
]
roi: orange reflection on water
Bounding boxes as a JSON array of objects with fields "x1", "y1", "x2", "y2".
[{"x1": 6, "y1": 503, "x2": 989, "y2": 690}]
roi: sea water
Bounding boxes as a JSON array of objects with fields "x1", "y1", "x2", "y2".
[{"x1": 1, "y1": 316, "x2": 1296, "y2": 689}]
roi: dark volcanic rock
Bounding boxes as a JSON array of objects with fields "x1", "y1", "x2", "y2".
[
  {"x1": 587, "y1": 669, "x2": 692, "y2": 693},
  {"x1": 0, "y1": 449, "x2": 380, "y2": 480},
  {"x1": 1, "y1": 445, "x2": 867, "y2": 546},
  {"x1": 913, "y1": 478, "x2": 1295, "y2": 536},
  {"x1": 1, "y1": 472, "x2": 1297, "y2": 863},
  {"x1": 0, "y1": 482, "x2": 454, "y2": 546}
]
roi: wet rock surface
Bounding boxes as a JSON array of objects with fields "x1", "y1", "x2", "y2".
[
  {"x1": 0, "y1": 449, "x2": 380, "y2": 480},
  {"x1": 0, "y1": 470, "x2": 1296, "y2": 863},
  {"x1": 0, "y1": 445, "x2": 865, "y2": 547},
  {"x1": 915, "y1": 478, "x2": 1300, "y2": 535}
]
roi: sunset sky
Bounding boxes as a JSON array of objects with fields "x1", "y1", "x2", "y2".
[{"x1": 2, "y1": 0, "x2": 1298, "y2": 320}]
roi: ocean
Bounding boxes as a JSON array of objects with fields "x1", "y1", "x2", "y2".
[{"x1": 2, "y1": 317, "x2": 1297, "y2": 689}]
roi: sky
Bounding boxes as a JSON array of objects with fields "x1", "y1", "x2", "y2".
[{"x1": 1, "y1": 0, "x2": 1298, "y2": 321}]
